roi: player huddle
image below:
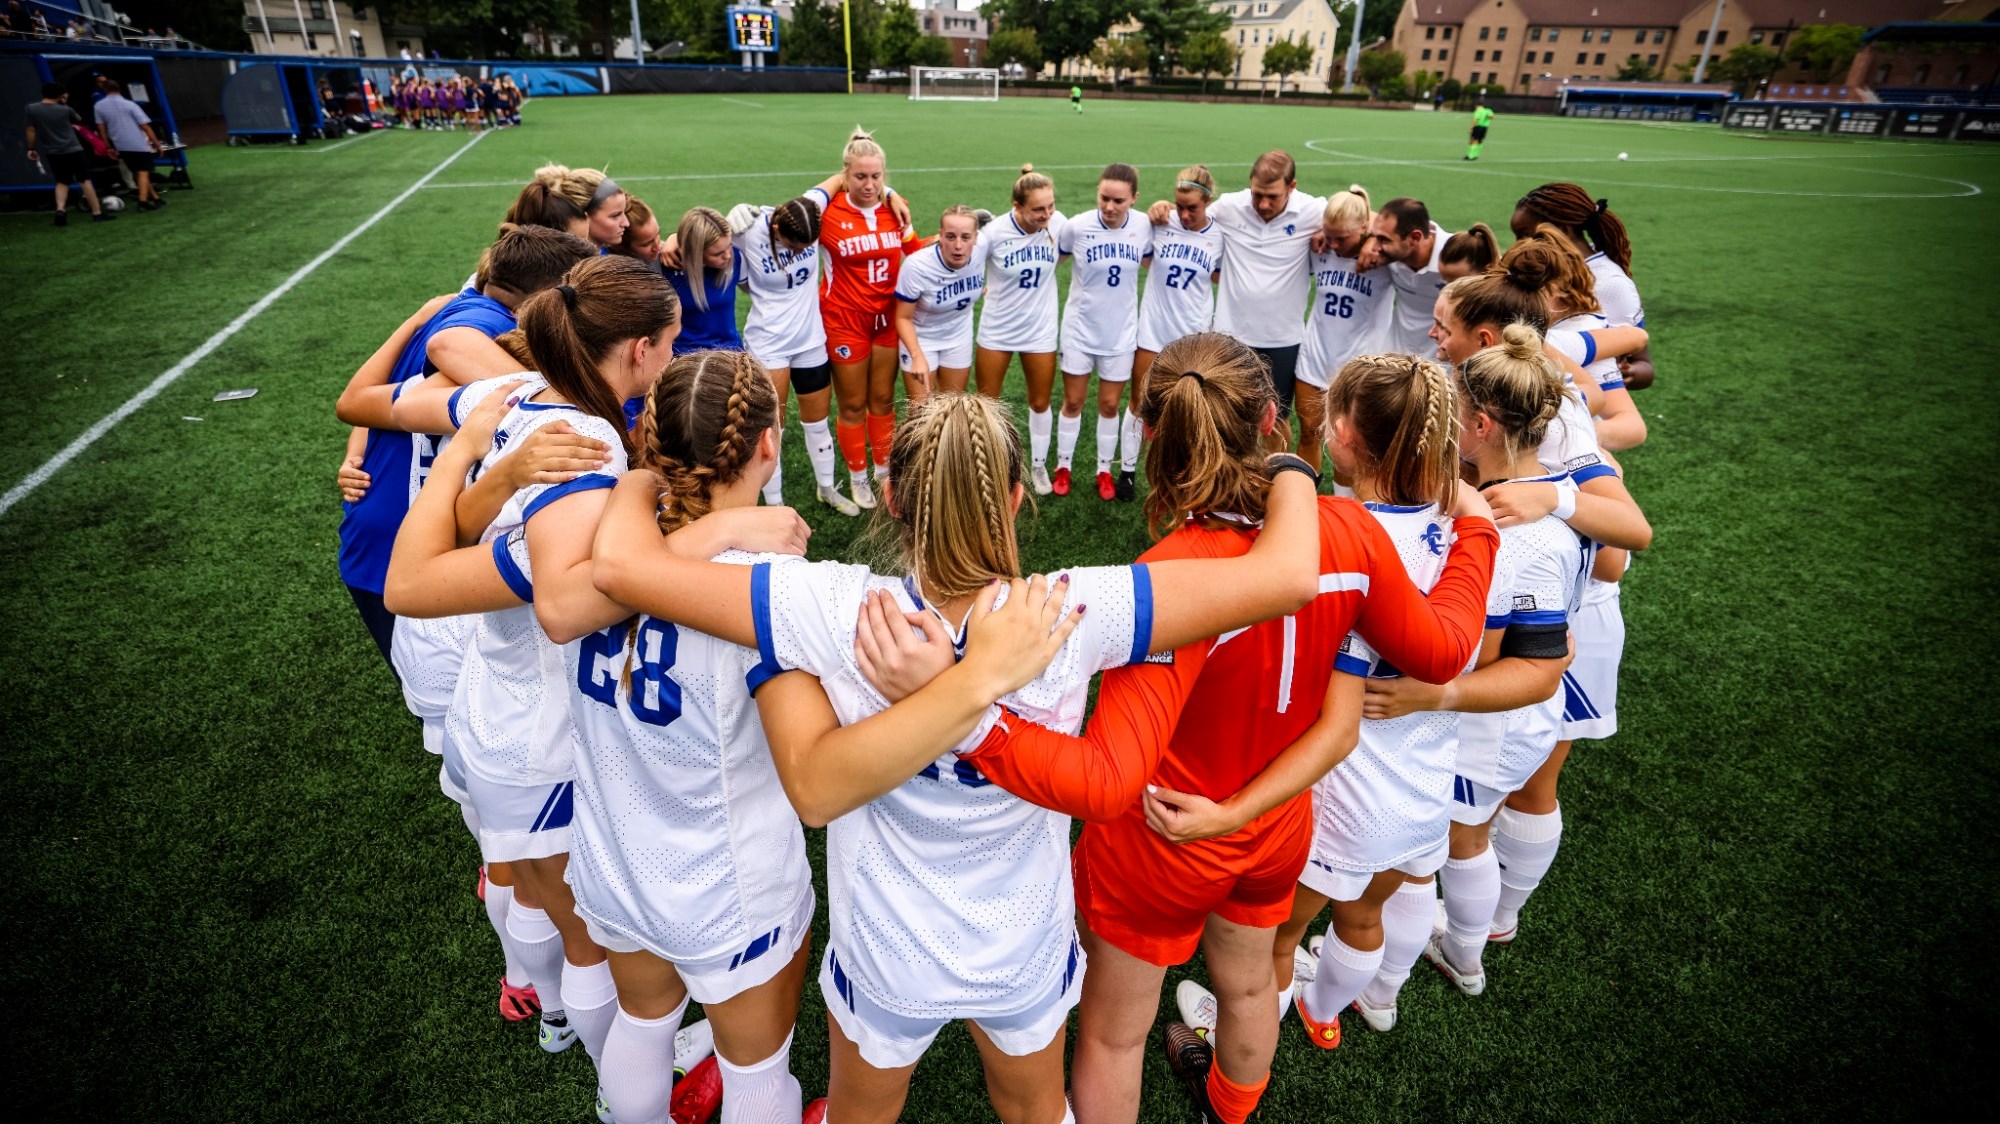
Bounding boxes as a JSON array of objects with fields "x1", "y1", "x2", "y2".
[{"x1": 331, "y1": 129, "x2": 1655, "y2": 1124}]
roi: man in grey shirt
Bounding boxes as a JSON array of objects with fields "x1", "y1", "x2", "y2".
[
  {"x1": 94, "y1": 77, "x2": 163, "y2": 211},
  {"x1": 24, "y1": 82, "x2": 113, "y2": 226}
]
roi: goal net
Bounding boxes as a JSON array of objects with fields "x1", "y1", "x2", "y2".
[{"x1": 910, "y1": 67, "x2": 1000, "y2": 102}]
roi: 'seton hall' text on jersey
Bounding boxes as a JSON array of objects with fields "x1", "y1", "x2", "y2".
[
  {"x1": 1314, "y1": 266, "x2": 1376, "y2": 297},
  {"x1": 1082, "y1": 240, "x2": 1147, "y2": 267},
  {"x1": 1152, "y1": 239, "x2": 1219, "y2": 275},
  {"x1": 922, "y1": 273, "x2": 985, "y2": 307},
  {"x1": 834, "y1": 229, "x2": 904, "y2": 257},
  {"x1": 1002, "y1": 241, "x2": 1060, "y2": 270}
]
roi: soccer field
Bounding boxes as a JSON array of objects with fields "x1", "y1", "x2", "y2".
[{"x1": 4, "y1": 92, "x2": 1997, "y2": 1120}]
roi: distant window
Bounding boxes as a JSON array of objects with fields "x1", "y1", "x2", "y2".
[
  {"x1": 1497, "y1": 27, "x2": 1507, "y2": 40},
  {"x1": 1954, "y1": 64, "x2": 1970, "y2": 85},
  {"x1": 1582, "y1": 28, "x2": 1593, "y2": 43},
  {"x1": 1475, "y1": 49, "x2": 1485, "y2": 61},
  {"x1": 1439, "y1": 48, "x2": 1448, "y2": 60},
  {"x1": 1771, "y1": 31, "x2": 1785, "y2": 46},
  {"x1": 1696, "y1": 30, "x2": 1707, "y2": 45},
  {"x1": 351, "y1": 4, "x2": 366, "y2": 16},
  {"x1": 1875, "y1": 63, "x2": 1892, "y2": 84},
  {"x1": 1544, "y1": 51, "x2": 1554, "y2": 63},
  {"x1": 1715, "y1": 31, "x2": 1726, "y2": 45},
  {"x1": 1647, "y1": 54, "x2": 1658, "y2": 66},
  {"x1": 1594, "y1": 53, "x2": 1604, "y2": 65},
  {"x1": 1547, "y1": 29, "x2": 1558, "y2": 42},
  {"x1": 1443, "y1": 27, "x2": 1452, "y2": 40},
  {"x1": 1531, "y1": 28, "x2": 1542, "y2": 41},
  {"x1": 1422, "y1": 48, "x2": 1432, "y2": 60},
  {"x1": 308, "y1": 1, "x2": 325, "y2": 17},
  {"x1": 1238, "y1": 30, "x2": 1245, "y2": 44},
  {"x1": 1636, "y1": 29, "x2": 1645, "y2": 44},
  {"x1": 1480, "y1": 26, "x2": 1490, "y2": 41},
  {"x1": 1914, "y1": 63, "x2": 1931, "y2": 83},
  {"x1": 1655, "y1": 29, "x2": 1666, "y2": 44},
  {"x1": 1751, "y1": 30, "x2": 1764, "y2": 45},
  {"x1": 1494, "y1": 50, "x2": 1502, "y2": 62},
  {"x1": 1426, "y1": 27, "x2": 1436, "y2": 40},
  {"x1": 1577, "y1": 52, "x2": 1586, "y2": 64}
]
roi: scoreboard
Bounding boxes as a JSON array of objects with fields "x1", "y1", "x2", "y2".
[{"x1": 728, "y1": 6, "x2": 779, "y2": 53}]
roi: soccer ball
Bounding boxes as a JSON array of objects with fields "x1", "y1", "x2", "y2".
[
  {"x1": 102, "y1": 194, "x2": 126, "y2": 211},
  {"x1": 1617, "y1": 152, "x2": 1629, "y2": 161}
]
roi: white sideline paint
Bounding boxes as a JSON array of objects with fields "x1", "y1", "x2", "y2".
[
  {"x1": 0, "y1": 131, "x2": 490, "y2": 519},
  {"x1": 720, "y1": 96, "x2": 765, "y2": 109}
]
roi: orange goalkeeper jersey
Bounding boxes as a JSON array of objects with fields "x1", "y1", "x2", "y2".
[{"x1": 817, "y1": 190, "x2": 924, "y2": 317}]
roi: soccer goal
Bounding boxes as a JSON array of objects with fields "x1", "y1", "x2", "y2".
[{"x1": 910, "y1": 67, "x2": 1000, "y2": 102}]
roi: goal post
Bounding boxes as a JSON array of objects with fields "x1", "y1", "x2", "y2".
[{"x1": 910, "y1": 67, "x2": 1001, "y2": 102}]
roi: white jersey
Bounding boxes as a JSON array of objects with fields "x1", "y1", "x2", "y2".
[
  {"x1": 1312, "y1": 502, "x2": 1501, "y2": 873},
  {"x1": 565, "y1": 550, "x2": 813, "y2": 965},
  {"x1": 1550, "y1": 315, "x2": 1624, "y2": 393},
  {"x1": 1535, "y1": 384, "x2": 1617, "y2": 488},
  {"x1": 1386, "y1": 222, "x2": 1452, "y2": 356},
  {"x1": 1057, "y1": 209, "x2": 1152, "y2": 355},
  {"x1": 894, "y1": 240, "x2": 988, "y2": 347},
  {"x1": 1137, "y1": 215, "x2": 1223, "y2": 352},
  {"x1": 737, "y1": 206, "x2": 826, "y2": 360},
  {"x1": 976, "y1": 209, "x2": 1067, "y2": 351},
  {"x1": 1300, "y1": 251, "x2": 1396, "y2": 385},
  {"x1": 1455, "y1": 481, "x2": 1590, "y2": 793},
  {"x1": 390, "y1": 372, "x2": 471, "y2": 726},
  {"x1": 753, "y1": 560, "x2": 1155, "y2": 1018},
  {"x1": 1208, "y1": 187, "x2": 1322, "y2": 348},
  {"x1": 444, "y1": 375, "x2": 629, "y2": 788},
  {"x1": 1586, "y1": 253, "x2": 1645, "y2": 329}
]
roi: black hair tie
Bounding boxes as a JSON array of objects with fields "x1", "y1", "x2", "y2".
[
  {"x1": 1594, "y1": 198, "x2": 1609, "y2": 215},
  {"x1": 557, "y1": 283, "x2": 577, "y2": 307},
  {"x1": 1179, "y1": 370, "x2": 1205, "y2": 386}
]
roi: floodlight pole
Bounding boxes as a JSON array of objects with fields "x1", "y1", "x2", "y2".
[
  {"x1": 630, "y1": 0, "x2": 645, "y2": 64},
  {"x1": 1693, "y1": 0, "x2": 1725, "y2": 84},
  {"x1": 1343, "y1": 0, "x2": 1366, "y2": 93},
  {"x1": 254, "y1": 0, "x2": 274, "y2": 47}
]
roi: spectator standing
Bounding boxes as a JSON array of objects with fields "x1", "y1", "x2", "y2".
[
  {"x1": 95, "y1": 78, "x2": 165, "y2": 211},
  {"x1": 25, "y1": 83, "x2": 114, "y2": 226}
]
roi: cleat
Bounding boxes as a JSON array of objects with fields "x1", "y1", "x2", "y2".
[
  {"x1": 1161, "y1": 1021, "x2": 1217, "y2": 1120},
  {"x1": 539, "y1": 1012, "x2": 577, "y2": 1053},
  {"x1": 1052, "y1": 466, "x2": 1072, "y2": 496},
  {"x1": 1432, "y1": 899, "x2": 1450, "y2": 945},
  {"x1": 596, "y1": 1088, "x2": 613, "y2": 1124},
  {"x1": 92, "y1": 211, "x2": 116, "y2": 222},
  {"x1": 1097, "y1": 471, "x2": 1116, "y2": 501},
  {"x1": 1116, "y1": 470, "x2": 1136, "y2": 502},
  {"x1": 499, "y1": 977, "x2": 540, "y2": 1022},
  {"x1": 477, "y1": 865, "x2": 487, "y2": 902},
  {"x1": 816, "y1": 483, "x2": 861, "y2": 518},
  {"x1": 1296, "y1": 937, "x2": 1321, "y2": 986},
  {"x1": 669, "y1": 1056, "x2": 722, "y2": 1124},
  {"x1": 849, "y1": 473, "x2": 876, "y2": 510},
  {"x1": 54, "y1": 210, "x2": 69, "y2": 227},
  {"x1": 673, "y1": 1018, "x2": 715, "y2": 1077},
  {"x1": 1176, "y1": 979, "x2": 1217, "y2": 1039},
  {"x1": 1351, "y1": 994, "x2": 1398, "y2": 1033},
  {"x1": 1423, "y1": 936, "x2": 1486, "y2": 997},
  {"x1": 1294, "y1": 989, "x2": 1342, "y2": 1050},
  {"x1": 802, "y1": 1099, "x2": 828, "y2": 1124},
  {"x1": 1031, "y1": 464, "x2": 1053, "y2": 496},
  {"x1": 1489, "y1": 921, "x2": 1518, "y2": 945}
]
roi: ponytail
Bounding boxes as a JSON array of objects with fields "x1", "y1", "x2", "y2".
[
  {"x1": 1439, "y1": 222, "x2": 1500, "y2": 275},
  {"x1": 1324, "y1": 353, "x2": 1460, "y2": 511},
  {"x1": 1458, "y1": 322, "x2": 1567, "y2": 464},
  {"x1": 1517, "y1": 181, "x2": 1633, "y2": 274},
  {"x1": 1012, "y1": 163, "x2": 1052, "y2": 207},
  {"x1": 1139, "y1": 333, "x2": 1275, "y2": 538},
  {"x1": 633, "y1": 350, "x2": 778, "y2": 534},
  {"x1": 515, "y1": 255, "x2": 680, "y2": 457},
  {"x1": 883, "y1": 392, "x2": 1026, "y2": 600}
]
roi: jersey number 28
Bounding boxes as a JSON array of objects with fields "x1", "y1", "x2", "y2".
[{"x1": 578, "y1": 618, "x2": 682, "y2": 728}]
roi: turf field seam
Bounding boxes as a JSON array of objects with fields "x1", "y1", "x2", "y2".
[{"x1": 0, "y1": 130, "x2": 490, "y2": 520}]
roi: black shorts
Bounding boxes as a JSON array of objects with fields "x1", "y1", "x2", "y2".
[
  {"x1": 1471, "y1": 126, "x2": 1489, "y2": 142},
  {"x1": 1252, "y1": 344, "x2": 1301, "y2": 420},
  {"x1": 119, "y1": 149, "x2": 155, "y2": 176},
  {"x1": 791, "y1": 360, "x2": 833, "y2": 396},
  {"x1": 45, "y1": 149, "x2": 90, "y2": 185}
]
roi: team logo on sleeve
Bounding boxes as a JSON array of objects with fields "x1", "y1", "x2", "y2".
[
  {"x1": 1513, "y1": 594, "x2": 1538, "y2": 612},
  {"x1": 1565, "y1": 454, "x2": 1602, "y2": 472},
  {"x1": 1422, "y1": 522, "x2": 1447, "y2": 556}
]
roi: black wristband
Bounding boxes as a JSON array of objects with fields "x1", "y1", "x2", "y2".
[{"x1": 1266, "y1": 453, "x2": 1320, "y2": 486}]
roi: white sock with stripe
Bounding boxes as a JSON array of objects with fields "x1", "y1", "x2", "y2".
[
  {"x1": 1120, "y1": 408, "x2": 1142, "y2": 473},
  {"x1": 1095, "y1": 414, "x2": 1119, "y2": 474},
  {"x1": 1056, "y1": 411, "x2": 1081, "y2": 471},
  {"x1": 601, "y1": 998, "x2": 688, "y2": 1124},
  {"x1": 1491, "y1": 804, "x2": 1564, "y2": 934},
  {"x1": 484, "y1": 881, "x2": 530, "y2": 988},
  {"x1": 506, "y1": 904, "x2": 566, "y2": 1019},
  {"x1": 1301, "y1": 931, "x2": 1384, "y2": 1023},
  {"x1": 1029, "y1": 408, "x2": 1053, "y2": 467},
  {"x1": 801, "y1": 418, "x2": 837, "y2": 489},
  {"x1": 718, "y1": 1031, "x2": 803, "y2": 1124}
]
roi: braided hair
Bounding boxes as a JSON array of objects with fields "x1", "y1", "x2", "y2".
[
  {"x1": 1323, "y1": 353, "x2": 1461, "y2": 511},
  {"x1": 633, "y1": 350, "x2": 779, "y2": 534},
  {"x1": 771, "y1": 196, "x2": 820, "y2": 250},
  {"x1": 882, "y1": 392, "x2": 1026, "y2": 600},
  {"x1": 1516, "y1": 181, "x2": 1633, "y2": 274}
]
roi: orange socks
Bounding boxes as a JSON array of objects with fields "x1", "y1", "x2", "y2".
[
  {"x1": 1206, "y1": 1063, "x2": 1269, "y2": 1124},
  {"x1": 866, "y1": 412, "x2": 894, "y2": 471},
  {"x1": 836, "y1": 421, "x2": 868, "y2": 473}
]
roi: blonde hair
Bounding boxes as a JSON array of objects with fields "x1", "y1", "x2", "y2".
[
  {"x1": 634, "y1": 350, "x2": 778, "y2": 534},
  {"x1": 1505, "y1": 222, "x2": 1601, "y2": 316},
  {"x1": 1174, "y1": 163, "x2": 1215, "y2": 198},
  {"x1": 1322, "y1": 183, "x2": 1372, "y2": 233},
  {"x1": 533, "y1": 163, "x2": 619, "y2": 216},
  {"x1": 1458, "y1": 322, "x2": 1567, "y2": 466},
  {"x1": 1324, "y1": 354, "x2": 1459, "y2": 510},
  {"x1": 1139, "y1": 333, "x2": 1275, "y2": 538},
  {"x1": 1012, "y1": 163, "x2": 1053, "y2": 208},
  {"x1": 842, "y1": 125, "x2": 884, "y2": 169},
  {"x1": 883, "y1": 393, "x2": 1027, "y2": 600},
  {"x1": 675, "y1": 206, "x2": 730, "y2": 312}
]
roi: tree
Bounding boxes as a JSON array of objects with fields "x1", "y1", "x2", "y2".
[
  {"x1": 1379, "y1": 72, "x2": 1408, "y2": 100},
  {"x1": 1330, "y1": 0, "x2": 1401, "y2": 59},
  {"x1": 1091, "y1": 35, "x2": 1149, "y2": 86},
  {"x1": 1356, "y1": 46, "x2": 1404, "y2": 98},
  {"x1": 1786, "y1": 23, "x2": 1864, "y2": 83},
  {"x1": 1179, "y1": 29, "x2": 1239, "y2": 94},
  {"x1": 1711, "y1": 42, "x2": 1782, "y2": 96},
  {"x1": 1438, "y1": 76, "x2": 1461, "y2": 103},
  {"x1": 784, "y1": 0, "x2": 847, "y2": 67},
  {"x1": 1133, "y1": 0, "x2": 1229, "y2": 79},
  {"x1": 1261, "y1": 36, "x2": 1315, "y2": 98},
  {"x1": 1615, "y1": 54, "x2": 1658, "y2": 81},
  {"x1": 912, "y1": 35, "x2": 954, "y2": 68},
  {"x1": 877, "y1": 1, "x2": 923, "y2": 68},
  {"x1": 1409, "y1": 68, "x2": 1436, "y2": 99},
  {"x1": 1043, "y1": 0, "x2": 1125, "y2": 78},
  {"x1": 987, "y1": 26, "x2": 1045, "y2": 76}
]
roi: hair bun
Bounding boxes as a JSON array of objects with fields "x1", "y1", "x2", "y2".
[
  {"x1": 1020, "y1": 163, "x2": 1035, "y2": 175},
  {"x1": 1498, "y1": 321, "x2": 1544, "y2": 361}
]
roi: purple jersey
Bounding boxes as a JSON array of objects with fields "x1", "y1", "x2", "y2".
[{"x1": 417, "y1": 87, "x2": 435, "y2": 109}]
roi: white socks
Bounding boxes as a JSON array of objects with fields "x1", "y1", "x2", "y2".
[
  {"x1": 1095, "y1": 414, "x2": 1119, "y2": 474},
  {"x1": 1301, "y1": 932, "x2": 1385, "y2": 1024},
  {"x1": 762, "y1": 456, "x2": 784, "y2": 506},
  {"x1": 1440, "y1": 850, "x2": 1501, "y2": 976},
  {"x1": 506, "y1": 904, "x2": 566, "y2": 1016},
  {"x1": 1029, "y1": 408, "x2": 1053, "y2": 467},
  {"x1": 601, "y1": 998, "x2": 689, "y2": 1124},
  {"x1": 1492, "y1": 805, "x2": 1563, "y2": 934},
  {"x1": 484, "y1": 881, "x2": 530, "y2": 989},
  {"x1": 801, "y1": 418, "x2": 837, "y2": 490},
  {"x1": 1362, "y1": 879, "x2": 1437, "y2": 1010},
  {"x1": 718, "y1": 1031, "x2": 803, "y2": 1124},
  {"x1": 1120, "y1": 408, "x2": 1141, "y2": 473},
  {"x1": 1056, "y1": 412, "x2": 1082, "y2": 471},
  {"x1": 562, "y1": 958, "x2": 618, "y2": 1067}
]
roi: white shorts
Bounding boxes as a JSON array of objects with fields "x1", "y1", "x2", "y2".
[
  {"x1": 1060, "y1": 347, "x2": 1134, "y2": 382},
  {"x1": 465, "y1": 769, "x2": 575, "y2": 864},
  {"x1": 437, "y1": 724, "x2": 470, "y2": 806},
  {"x1": 1299, "y1": 839, "x2": 1448, "y2": 902},
  {"x1": 976, "y1": 327, "x2": 1058, "y2": 356},
  {"x1": 583, "y1": 887, "x2": 814, "y2": 1006},
  {"x1": 1296, "y1": 353, "x2": 1336, "y2": 392},
  {"x1": 820, "y1": 938, "x2": 1083, "y2": 1070},
  {"x1": 1448, "y1": 774, "x2": 1511, "y2": 826},
  {"x1": 752, "y1": 342, "x2": 829, "y2": 373},
  {"x1": 1560, "y1": 585, "x2": 1624, "y2": 741},
  {"x1": 900, "y1": 335, "x2": 971, "y2": 372}
]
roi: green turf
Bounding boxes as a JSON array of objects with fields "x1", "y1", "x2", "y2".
[{"x1": 4, "y1": 93, "x2": 1997, "y2": 1120}]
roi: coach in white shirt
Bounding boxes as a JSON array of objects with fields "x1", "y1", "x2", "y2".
[
  {"x1": 1369, "y1": 198, "x2": 1452, "y2": 357},
  {"x1": 1150, "y1": 151, "x2": 1320, "y2": 445}
]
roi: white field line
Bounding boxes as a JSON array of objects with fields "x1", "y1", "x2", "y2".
[
  {"x1": 720, "y1": 96, "x2": 764, "y2": 109},
  {"x1": 0, "y1": 130, "x2": 490, "y2": 519}
]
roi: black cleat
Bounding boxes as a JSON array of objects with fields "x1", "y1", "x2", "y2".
[
  {"x1": 53, "y1": 210, "x2": 68, "y2": 226},
  {"x1": 1163, "y1": 1021, "x2": 1217, "y2": 1121},
  {"x1": 1116, "y1": 470, "x2": 1136, "y2": 502}
]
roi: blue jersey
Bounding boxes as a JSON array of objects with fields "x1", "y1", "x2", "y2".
[
  {"x1": 337, "y1": 289, "x2": 517, "y2": 594},
  {"x1": 667, "y1": 249, "x2": 746, "y2": 354}
]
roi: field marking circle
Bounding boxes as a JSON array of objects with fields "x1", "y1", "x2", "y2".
[{"x1": 1300, "y1": 137, "x2": 1983, "y2": 199}]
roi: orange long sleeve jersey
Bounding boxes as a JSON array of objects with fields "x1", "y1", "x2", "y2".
[{"x1": 967, "y1": 498, "x2": 1499, "y2": 823}]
